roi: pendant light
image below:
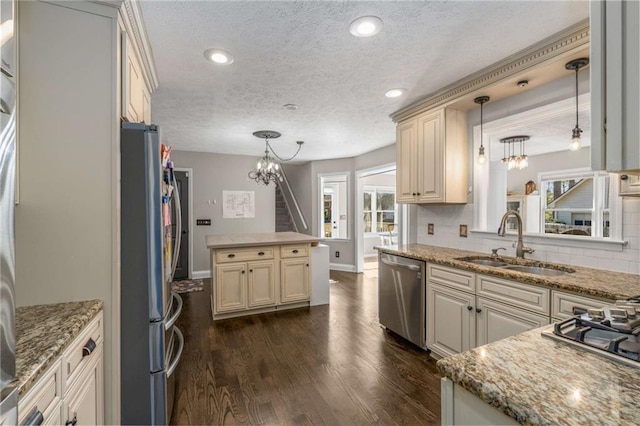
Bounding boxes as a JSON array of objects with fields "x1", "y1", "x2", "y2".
[
  {"x1": 565, "y1": 58, "x2": 589, "y2": 151},
  {"x1": 500, "y1": 136, "x2": 529, "y2": 170},
  {"x1": 474, "y1": 96, "x2": 490, "y2": 165}
]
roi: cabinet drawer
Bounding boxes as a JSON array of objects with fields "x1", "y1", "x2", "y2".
[
  {"x1": 552, "y1": 291, "x2": 610, "y2": 320},
  {"x1": 280, "y1": 244, "x2": 309, "y2": 258},
  {"x1": 427, "y1": 264, "x2": 475, "y2": 293},
  {"x1": 63, "y1": 313, "x2": 103, "y2": 392},
  {"x1": 216, "y1": 247, "x2": 275, "y2": 263},
  {"x1": 18, "y1": 362, "x2": 62, "y2": 425},
  {"x1": 477, "y1": 275, "x2": 550, "y2": 315}
]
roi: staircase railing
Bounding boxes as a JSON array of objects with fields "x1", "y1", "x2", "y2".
[{"x1": 278, "y1": 167, "x2": 308, "y2": 232}]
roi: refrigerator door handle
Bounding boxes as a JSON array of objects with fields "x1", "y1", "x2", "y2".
[
  {"x1": 170, "y1": 172, "x2": 182, "y2": 281},
  {"x1": 164, "y1": 292, "x2": 183, "y2": 330},
  {"x1": 166, "y1": 326, "x2": 184, "y2": 378}
]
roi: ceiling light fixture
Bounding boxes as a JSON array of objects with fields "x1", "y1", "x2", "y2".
[
  {"x1": 565, "y1": 58, "x2": 589, "y2": 151},
  {"x1": 500, "y1": 136, "x2": 529, "y2": 170},
  {"x1": 349, "y1": 16, "x2": 383, "y2": 37},
  {"x1": 248, "y1": 131, "x2": 304, "y2": 186},
  {"x1": 385, "y1": 88, "x2": 406, "y2": 98},
  {"x1": 203, "y1": 48, "x2": 234, "y2": 65},
  {"x1": 283, "y1": 103, "x2": 298, "y2": 110},
  {"x1": 474, "y1": 96, "x2": 490, "y2": 165}
]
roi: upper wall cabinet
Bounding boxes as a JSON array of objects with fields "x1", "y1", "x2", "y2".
[
  {"x1": 591, "y1": 1, "x2": 640, "y2": 173},
  {"x1": 122, "y1": 31, "x2": 152, "y2": 124},
  {"x1": 396, "y1": 108, "x2": 468, "y2": 204}
]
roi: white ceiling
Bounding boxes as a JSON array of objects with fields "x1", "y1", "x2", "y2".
[{"x1": 141, "y1": 1, "x2": 589, "y2": 162}]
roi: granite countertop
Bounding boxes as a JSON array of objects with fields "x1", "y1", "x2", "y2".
[
  {"x1": 437, "y1": 326, "x2": 640, "y2": 425},
  {"x1": 206, "y1": 231, "x2": 320, "y2": 249},
  {"x1": 375, "y1": 244, "x2": 640, "y2": 300},
  {"x1": 16, "y1": 299, "x2": 103, "y2": 396}
]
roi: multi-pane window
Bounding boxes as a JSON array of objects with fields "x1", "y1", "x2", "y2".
[
  {"x1": 541, "y1": 171, "x2": 611, "y2": 238},
  {"x1": 363, "y1": 187, "x2": 396, "y2": 234}
]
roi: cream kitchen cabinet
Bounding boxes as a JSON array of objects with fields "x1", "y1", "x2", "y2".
[
  {"x1": 551, "y1": 290, "x2": 609, "y2": 321},
  {"x1": 210, "y1": 241, "x2": 311, "y2": 320},
  {"x1": 591, "y1": 0, "x2": 640, "y2": 173},
  {"x1": 18, "y1": 312, "x2": 104, "y2": 426},
  {"x1": 426, "y1": 264, "x2": 550, "y2": 358},
  {"x1": 396, "y1": 108, "x2": 468, "y2": 204},
  {"x1": 123, "y1": 31, "x2": 152, "y2": 124},
  {"x1": 427, "y1": 282, "x2": 476, "y2": 357},
  {"x1": 280, "y1": 258, "x2": 310, "y2": 303}
]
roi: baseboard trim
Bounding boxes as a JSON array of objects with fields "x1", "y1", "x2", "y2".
[
  {"x1": 192, "y1": 270, "x2": 211, "y2": 279},
  {"x1": 329, "y1": 263, "x2": 356, "y2": 273}
]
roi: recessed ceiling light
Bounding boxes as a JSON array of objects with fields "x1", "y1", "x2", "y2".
[
  {"x1": 283, "y1": 104, "x2": 298, "y2": 110},
  {"x1": 203, "y1": 48, "x2": 234, "y2": 65},
  {"x1": 349, "y1": 16, "x2": 383, "y2": 37},
  {"x1": 385, "y1": 88, "x2": 406, "y2": 98}
]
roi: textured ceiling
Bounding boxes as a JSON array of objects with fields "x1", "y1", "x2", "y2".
[{"x1": 141, "y1": 1, "x2": 589, "y2": 162}]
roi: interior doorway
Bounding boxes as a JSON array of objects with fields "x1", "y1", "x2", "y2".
[
  {"x1": 172, "y1": 169, "x2": 192, "y2": 280},
  {"x1": 355, "y1": 163, "x2": 399, "y2": 275}
]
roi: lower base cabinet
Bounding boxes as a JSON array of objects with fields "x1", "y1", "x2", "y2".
[
  {"x1": 18, "y1": 312, "x2": 104, "y2": 426},
  {"x1": 427, "y1": 282, "x2": 475, "y2": 357},
  {"x1": 280, "y1": 259, "x2": 310, "y2": 303},
  {"x1": 476, "y1": 297, "x2": 549, "y2": 347},
  {"x1": 441, "y1": 378, "x2": 518, "y2": 425}
]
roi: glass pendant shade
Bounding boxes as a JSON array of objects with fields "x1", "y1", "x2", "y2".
[
  {"x1": 474, "y1": 96, "x2": 490, "y2": 165},
  {"x1": 566, "y1": 58, "x2": 588, "y2": 152}
]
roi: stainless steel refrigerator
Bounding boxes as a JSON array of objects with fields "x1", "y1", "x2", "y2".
[
  {"x1": 120, "y1": 123, "x2": 184, "y2": 425},
  {"x1": 0, "y1": 0, "x2": 18, "y2": 421}
]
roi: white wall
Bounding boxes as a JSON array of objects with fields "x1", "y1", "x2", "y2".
[{"x1": 170, "y1": 151, "x2": 276, "y2": 274}]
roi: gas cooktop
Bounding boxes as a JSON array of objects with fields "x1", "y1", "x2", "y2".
[{"x1": 542, "y1": 296, "x2": 640, "y2": 368}]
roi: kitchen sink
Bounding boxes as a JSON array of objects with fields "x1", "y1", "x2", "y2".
[
  {"x1": 460, "y1": 258, "x2": 509, "y2": 267},
  {"x1": 502, "y1": 265, "x2": 570, "y2": 276}
]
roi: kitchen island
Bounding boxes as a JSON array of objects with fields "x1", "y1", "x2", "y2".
[
  {"x1": 437, "y1": 326, "x2": 640, "y2": 425},
  {"x1": 206, "y1": 232, "x2": 322, "y2": 320}
]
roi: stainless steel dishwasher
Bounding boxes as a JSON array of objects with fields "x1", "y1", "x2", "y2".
[{"x1": 378, "y1": 252, "x2": 425, "y2": 348}]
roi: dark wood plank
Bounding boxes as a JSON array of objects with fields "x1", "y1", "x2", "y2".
[{"x1": 170, "y1": 270, "x2": 442, "y2": 425}]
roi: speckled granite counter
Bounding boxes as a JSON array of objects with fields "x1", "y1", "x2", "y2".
[
  {"x1": 375, "y1": 244, "x2": 640, "y2": 300},
  {"x1": 206, "y1": 231, "x2": 320, "y2": 249},
  {"x1": 437, "y1": 326, "x2": 640, "y2": 425},
  {"x1": 15, "y1": 300, "x2": 103, "y2": 396}
]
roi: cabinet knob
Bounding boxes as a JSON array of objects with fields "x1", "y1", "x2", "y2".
[
  {"x1": 467, "y1": 306, "x2": 473, "y2": 311},
  {"x1": 66, "y1": 414, "x2": 78, "y2": 426},
  {"x1": 476, "y1": 308, "x2": 482, "y2": 314},
  {"x1": 228, "y1": 254, "x2": 235, "y2": 258},
  {"x1": 241, "y1": 270, "x2": 245, "y2": 274},
  {"x1": 249, "y1": 269, "x2": 253, "y2": 273},
  {"x1": 292, "y1": 249, "x2": 299, "y2": 254},
  {"x1": 412, "y1": 192, "x2": 416, "y2": 196},
  {"x1": 258, "y1": 251, "x2": 265, "y2": 256},
  {"x1": 416, "y1": 192, "x2": 421, "y2": 196},
  {"x1": 82, "y1": 338, "x2": 97, "y2": 357},
  {"x1": 306, "y1": 264, "x2": 309, "y2": 267}
]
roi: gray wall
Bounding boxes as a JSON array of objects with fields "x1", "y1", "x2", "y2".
[
  {"x1": 171, "y1": 151, "x2": 275, "y2": 274},
  {"x1": 281, "y1": 163, "x2": 313, "y2": 234}
]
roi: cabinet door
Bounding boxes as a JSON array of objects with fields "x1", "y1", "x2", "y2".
[
  {"x1": 215, "y1": 264, "x2": 247, "y2": 312},
  {"x1": 123, "y1": 32, "x2": 144, "y2": 123},
  {"x1": 396, "y1": 119, "x2": 418, "y2": 203},
  {"x1": 476, "y1": 297, "x2": 549, "y2": 347},
  {"x1": 64, "y1": 347, "x2": 103, "y2": 426},
  {"x1": 142, "y1": 86, "x2": 151, "y2": 124},
  {"x1": 417, "y1": 110, "x2": 444, "y2": 203},
  {"x1": 280, "y1": 258, "x2": 310, "y2": 303},
  {"x1": 248, "y1": 260, "x2": 276, "y2": 308},
  {"x1": 427, "y1": 282, "x2": 475, "y2": 357}
]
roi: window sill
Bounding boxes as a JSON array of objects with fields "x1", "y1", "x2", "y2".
[{"x1": 470, "y1": 229, "x2": 628, "y2": 251}]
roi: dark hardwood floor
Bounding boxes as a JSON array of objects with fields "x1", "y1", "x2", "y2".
[{"x1": 170, "y1": 270, "x2": 442, "y2": 425}]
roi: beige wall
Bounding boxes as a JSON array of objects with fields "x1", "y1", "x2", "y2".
[{"x1": 170, "y1": 150, "x2": 276, "y2": 274}]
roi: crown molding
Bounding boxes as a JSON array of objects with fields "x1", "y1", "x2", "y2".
[
  {"x1": 120, "y1": 0, "x2": 159, "y2": 92},
  {"x1": 390, "y1": 19, "x2": 590, "y2": 123}
]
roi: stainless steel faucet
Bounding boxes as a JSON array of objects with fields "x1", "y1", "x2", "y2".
[{"x1": 498, "y1": 210, "x2": 535, "y2": 259}]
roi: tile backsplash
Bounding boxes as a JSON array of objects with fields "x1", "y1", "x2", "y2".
[{"x1": 417, "y1": 197, "x2": 640, "y2": 275}]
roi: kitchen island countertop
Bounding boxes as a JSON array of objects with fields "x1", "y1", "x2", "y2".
[
  {"x1": 15, "y1": 299, "x2": 103, "y2": 396},
  {"x1": 206, "y1": 231, "x2": 320, "y2": 249},
  {"x1": 437, "y1": 325, "x2": 640, "y2": 425},
  {"x1": 375, "y1": 244, "x2": 640, "y2": 301}
]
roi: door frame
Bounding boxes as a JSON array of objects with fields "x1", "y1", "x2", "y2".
[
  {"x1": 175, "y1": 167, "x2": 193, "y2": 279},
  {"x1": 355, "y1": 163, "x2": 397, "y2": 273}
]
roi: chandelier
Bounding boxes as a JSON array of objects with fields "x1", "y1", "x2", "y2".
[
  {"x1": 248, "y1": 131, "x2": 304, "y2": 185},
  {"x1": 500, "y1": 136, "x2": 529, "y2": 170}
]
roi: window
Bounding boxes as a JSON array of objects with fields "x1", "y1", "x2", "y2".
[
  {"x1": 319, "y1": 173, "x2": 349, "y2": 239},
  {"x1": 541, "y1": 170, "x2": 611, "y2": 238},
  {"x1": 363, "y1": 186, "x2": 396, "y2": 234}
]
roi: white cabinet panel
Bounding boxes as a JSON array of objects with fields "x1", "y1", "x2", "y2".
[
  {"x1": 476, "y1": 297, "x2": 549, "y2": 347},
  {"x1": 427, "y1": 282, "x2": 475, "y2": 357}
]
